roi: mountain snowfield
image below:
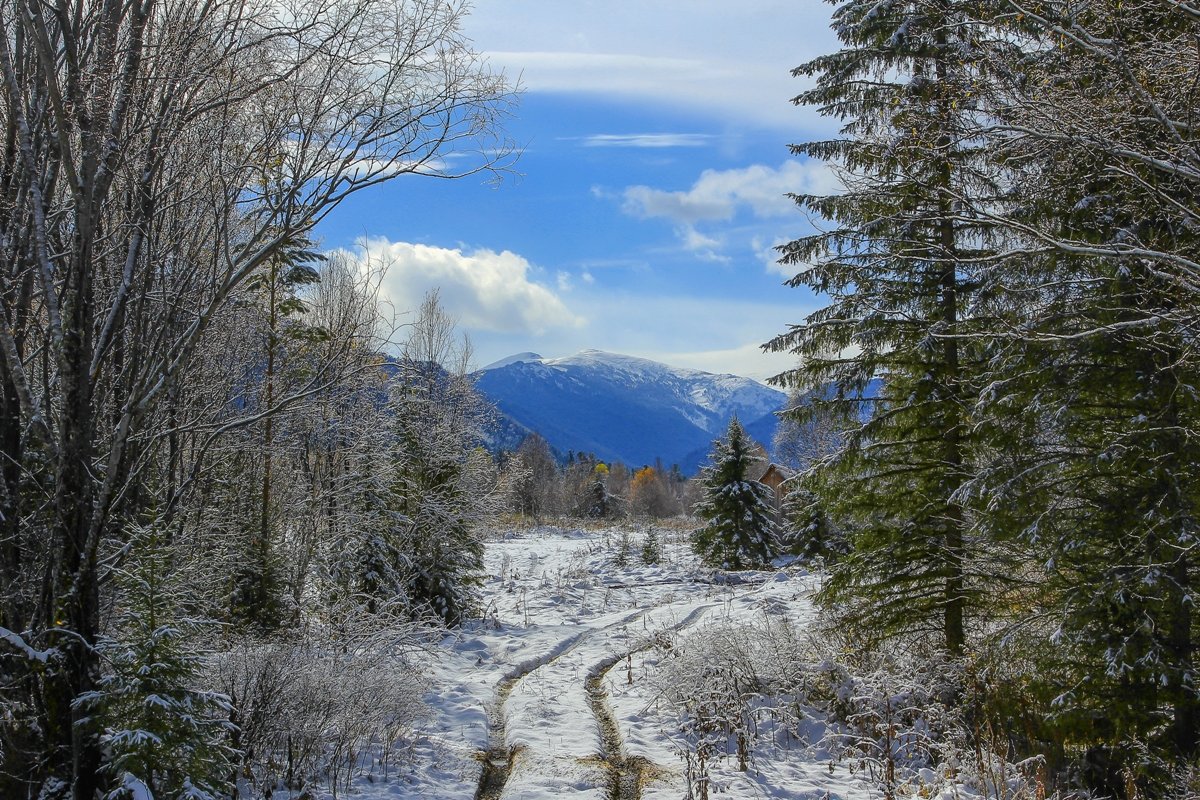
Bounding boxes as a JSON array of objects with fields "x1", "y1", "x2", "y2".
[{"x1": 475, "y1": 350, "x2": 787, "y2": 472}]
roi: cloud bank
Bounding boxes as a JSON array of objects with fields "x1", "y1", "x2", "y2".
[
  {"x1": 465, "y1": 2, "x2": 838, "y2": 131},
  {"x1": 344, "y1": 238, "x2": 582, "y2": 335}
]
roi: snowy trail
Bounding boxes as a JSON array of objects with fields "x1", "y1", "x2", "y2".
[
  {"x1": 474, "y1": 608, "x2": 646, "y2": 800},
  {"x1": 373, "y1": 526, "x2": 876, "y2": 800},
  {"x1": 498, "y1": 595, "x2": 719, "y2": 798},
  {"x1": 585, "y1": 667, "x2": 646, "y2": 800},
  {"x1": 582, "y1": 604, "x2": 714, "y2": 800}
]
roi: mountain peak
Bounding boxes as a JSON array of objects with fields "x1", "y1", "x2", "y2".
[
  {"x1": 474, "y1": 349, "x2": 785, "y2": 473},
  {"x1": 481, "y1": 352, "x2": 544, "y2": 371}
]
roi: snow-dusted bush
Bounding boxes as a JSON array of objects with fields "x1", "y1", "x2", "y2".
[
  {"x1": 653, "y1": 616, "x2": 806, "y2": 798},
  {"x1": 212, "y1": 632, "x2": 427, "y2": 796},
  {"x1": 806, "y1": 632, "x2": 1052, "y2": 800},
  {"x1": 655, "y1": 615, "x2": 1053, "y2": 800},
  {"x1": 827, "y1": 656, "x2": 959, "y2": 798}
]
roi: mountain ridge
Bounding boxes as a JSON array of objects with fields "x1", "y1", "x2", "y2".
[{"x1": 474, "y1": 350, "x2": 786, "y2": 474}]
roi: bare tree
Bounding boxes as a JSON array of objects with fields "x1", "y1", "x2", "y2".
[
  {"x1": 772, "y1": 387, "x2": 845, "y2": 473},
  {"x1": 0, "y1": 0, "x2": 514, "y2": 794},
  {"x1": 512, "y1": 433, "x2": 561, "y2": 519}
]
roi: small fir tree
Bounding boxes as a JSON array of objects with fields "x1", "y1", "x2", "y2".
[
  {"x1": 691, "y1": 418, "x2": 777, "y2": 570},
  {"x1": 641, "y1": 526, "x2": 663, "y2": 566},
  {"x1": 778, "y1": 483, "x2": 845, "y2": 562},
  {"x1": 82, "y1": 524, "x2": 235, "y2": 798}
]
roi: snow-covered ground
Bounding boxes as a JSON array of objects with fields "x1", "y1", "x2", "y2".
[{"x1": 311, "y1": 524, "x2": 883, "y2": 799}]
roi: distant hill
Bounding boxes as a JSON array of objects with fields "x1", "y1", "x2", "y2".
[{"x1": 473, "y1": 350, "x2": 787, "y2": 474}]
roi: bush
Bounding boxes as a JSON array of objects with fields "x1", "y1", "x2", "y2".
[
  {"x1": 653, "y1": 614, "x2": 1054, "y2": 800},
  {"x1": 653, "y1": 617, "x2": 805, "y2": 797},
  {"x1": 212, "y1": 628, "x2": 427, "y2": 796}
]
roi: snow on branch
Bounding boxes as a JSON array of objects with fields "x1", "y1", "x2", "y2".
[{"x1": 0, "y1": 626, "x2": 55, "y2": 662}]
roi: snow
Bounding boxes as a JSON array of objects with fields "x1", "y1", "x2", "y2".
[
  {"x1": 536, "y1": 350, "x2": 785, "y2": 438},
  {"x1": 286, "y1": 525, "x2": 891, "y2": 799},
  {"x1": 120, "y1": 772, "x2": 154, "y2": 800},
  {"x1": 543, "y1": 350, "x2": 778, "y2": 404},
  {"x1": 0, "y1": 625, "x2": 55, "y2": 662},
  {"x1": 474, "y1": 350, "x2": 786, "y2": 471},
  {"x1": 480, "y1": 352, "x2": 545, "y2": 371}
]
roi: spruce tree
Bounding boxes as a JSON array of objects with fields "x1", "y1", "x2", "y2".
[
  {"x1": 973, "y1": 2, "x2": 1200, "y2": 755},
  {"x1": 779, "y1": 483, "x2": 845, "y2": 563},
  {"x1": 985, "y1": 310, "x2": 1200, "y2": 758},
  {"x1": 82, "y1": 524, "x2": 234, "y2": 798},
  {"x1": 766, "y1": 0, "x2": 1010, "y2": 656},
  {"x1": 386, "y1": 293, "x2": 492, "y2": 627},
  {"x1": 388, "y1": 365, "x2": 487, "y2": 627},
  {"x1": 692, "y1": 418, "x2": 777, "y2": 570}
]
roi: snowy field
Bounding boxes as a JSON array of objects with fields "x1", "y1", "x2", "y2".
[{"x1": 311, "y1": 524, "x2": 883, "y2": 799}]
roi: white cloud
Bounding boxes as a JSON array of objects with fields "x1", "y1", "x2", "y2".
[
  {"x1": 465, "y1": 2, "x2": 839, "y2": 131},
  {"x1": 615, "y1": 160, "x2": 840, "y2": 263},
  {"x1": 575, "y1": 133, "x2": 715, "y2": 148},
  {"x1": 752, "y1": 234, "x2": 796, "y2": 277},
  {"x1": 344, "y1": 237, "x2": 582, "y2": 335},
  {"x1": 622, "y1": 184, "x2": 731, "y2": 225},
  {"x1": 621, "y1": 160, "x2": 836, "y2": 225},
  {"x1": 681, "y1": 227, "x2": 725, "y2": 254}
]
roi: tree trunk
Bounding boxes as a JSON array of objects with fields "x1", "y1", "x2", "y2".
[
  {"x1": 1168, "y1": 550, "x2": 1197, "y2": 755},
  {"x1": 934, "y1": 23, "x2": 966, "y2": 660},
  {"x1": 48, "y1": 244, "x2": 103, "y2": 799}
]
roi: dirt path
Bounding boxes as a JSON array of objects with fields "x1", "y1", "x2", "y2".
[{"x1": 585, "y1": 656, "x2": 652, "y2": 800}]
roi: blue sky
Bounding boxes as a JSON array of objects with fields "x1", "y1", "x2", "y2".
[{"x1": 316, "y1": 0, "x2": 839, "y2": 381}]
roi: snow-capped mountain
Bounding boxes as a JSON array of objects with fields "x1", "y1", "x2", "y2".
[{"x1": 473, "y1": 350, "x2": 786, "y2": 473}]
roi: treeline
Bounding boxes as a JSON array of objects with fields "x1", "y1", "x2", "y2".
[
  {"x1": 502, "y1": 434, "x2": 695, "y2": 520},
  {"x1": 768, "y1": 0, "x2": 1200, "y2": 793},
  {"x1": 0, "y1": 0, "x2": 516, "y2": 796}
]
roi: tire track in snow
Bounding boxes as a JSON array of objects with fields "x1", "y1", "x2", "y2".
[
  {"x1": 474, "y1": 609, "x2": 646, "y2": 800},
  {"x1": 477, "y1": 563, "x2": 786, "y2": 797},
  {"x1": 584, "y1": 604, "x2": 715, "y2": 800}
]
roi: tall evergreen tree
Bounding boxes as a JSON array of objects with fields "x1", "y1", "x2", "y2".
[
  {"x1": 766, "y1": 0, "x2": 1011, "y2": 656},
  {"x1": 971, "y1": 0, "x2": 1200, "y2": 757},
  {"x1": 230, "y1": 233, "x2": 326, "y2": 630},
  {"x1": 692, "y1": 418, "x2": 777, "y2": 570},
  {"x1": 387, "y1": 293, "x2": 492, "y2": 627}
]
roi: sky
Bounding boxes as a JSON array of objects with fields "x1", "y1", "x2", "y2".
[{"x1": 315, "y1": 1, "x2": 840, "y2": 382}]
